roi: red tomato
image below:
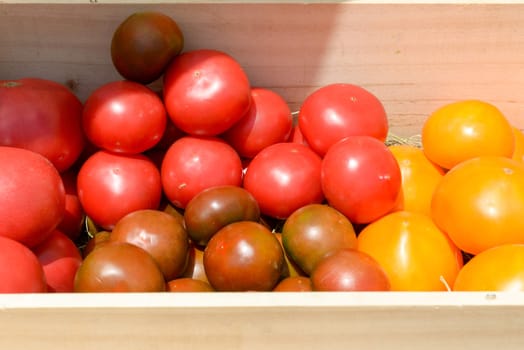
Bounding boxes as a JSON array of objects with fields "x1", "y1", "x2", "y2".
[
  {"x1": 0, "y1": 236, "x2": 47, "y2": 293},
  {"x1": 221, "y1": 87, "x2": 293, "y2": 158},
  {"x1": 321, "y1": 136, "x2": 401, "y2": 224},
  {"x1": 77, "y1": 150, "x2": 162, "y2": 230},
  {"x1": 0, "y1": 146, "x2": 66, "y2": 247},
  {"x1": 163, "y1": 49, "x2": 252, "y2": 136},
  {"x1": 161, "y1": 136, "x2": 243, "y2": 209},
  {"x1": 0, "y1": 78, "x2": 85, "y2": 172},
  {"x1": 243, "y1": 142, "x2": 324, "y2": 219},
  {"x1": 82, "y1": 80, "x2": 167, "y2": 154},
  {"x1": 287, "y1": 124, "x2": 308, "y2": 146},
  {"x1": 32, "y1": 230, "x2": 82, "y2": 293},
  {"x1": 298, "y1": 83, "x2": 388, "y2": 157},
  {"x1": 57, "y1": 169, "x2": 85, "y2": 241}
]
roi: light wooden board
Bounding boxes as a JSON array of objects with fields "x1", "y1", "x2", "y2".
[{"x1": 2, "y1": 2, "x2": 524, "y2": 136}]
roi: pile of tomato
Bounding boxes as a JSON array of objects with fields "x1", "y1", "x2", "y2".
[{"x1": 1, "y1": 11, "x2": 524, "y2": 293}]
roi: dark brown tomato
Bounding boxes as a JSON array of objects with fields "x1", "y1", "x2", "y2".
[
  {"x1": 82, "y1": 230, "x2": 111, "y2": 258},
  {"x1": 184, "y1": 185, "x2": 260, "y2": 246},
  {"x1": 110, "y1": 209, "x2": 189, "y2": 281},
  {"x1": 181, "y1": 241, "x2": 209, "y2": 284},
  {"x1": 74, "y1": 242, "x2": 166, "y2": 292},
  {"x1": 311, "y1": 249, "x2": 390, "y2": 291},
  {"x1": 281, "y1": 204, "x2": 357, "y2": 275},
  {"x1": 273, "y1": 276, "x2": 313, "y2": 292},
  {"x1": 111, "y1": 11, "x2": 184, "y2": 84},
  {"x1": 204, "y1": 221, "x2": 285, "y2": 291},
  {"x1": 166, "y1": 277, "x2": 215, "y2": 292}
]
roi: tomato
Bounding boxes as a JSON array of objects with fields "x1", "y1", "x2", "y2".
[
  {"x1": 77, "y1": 150, "x2": 162, "y2": 230},
  {"x1": 431, "y1": 156, "x2": 524, "y2": 255},
  {"x1": 57, "y1": 169, "x2": 85, "y2": 241},
  {"x1": 221, "y1": 87, "x2": 293, "y2": 158},
  {"x1": 388, "y1": 145, "x2": 445, "y2": 216},
  {"x1": 166, "y1": 278, "x2": 215, "y2": 292},
  {"x1": 422, "y1": 100, "x2": 514, "y2": 170},
  {"x1": 273, "y1": 276, "x2": 312, "y2": 292},
  {"x1": 243, "y1": 142, "x2": 324, "y2": 219},
  {"x1": 453, "y1": 244, "x2": 524, "y2": 291},
  {"x1": 0, "y1": 146, "x2": 66, "y2": 247},
  {"x1": 281, "y1": 204, "x2": 357, "y2": 275},
  {"x1": 163, "y1": 49, "x2": 252, "y2": 136},
  {"x1": 0, "y1": 78, "x2": 85, "y2": 172},
  {"x1": 287, "y1": 124, "x2": 308, "y2": 146},
  {"x1": 511, "y1": 127, "x2": 524, "y2": 163},
  {"x1": 357, "y1": 211, "x2": 463, "y2": 291},
  {"x1": 310, "y1": 249, "x2": 391, "y2": 291},
  {"x1": 274, "y1": 233, "x2": 306, "y2": 277},
  {"x1": 32, "y1": 230, "x2": 82, "y2": 292},
  {"x1": 74, "y1": 242, "x2": 166, "y2": 292},
  {"x1": 321, "y1": 136, "x2": 401, "y2": 224},
  {"x1": 203, "y1": 221, "x2": 285, "y2": 291},
  {"x1": 110, "y1": 209, "x2": 189, "y2": 281},
  {"x1": 82, "y1": 80, "x2": 167, "y2": 154},
  {"x1": 0, "y1": 236, "x2": 47, "y2": 293},
  {"x1": 184, "y1": 185, "x2": 260, "y2": 246},
  {"x1": 111, "y1": 11, "x2": 184, "y2": 84},
  {"x1": 83, "y1": 231, "x2": 111, "y2": 258},
  {"x1": 298, "y1": 83, "x2": 388, "y2": 156},
  {"x1": 161, "y1": 136, "x2": 243, "y2": 209}
]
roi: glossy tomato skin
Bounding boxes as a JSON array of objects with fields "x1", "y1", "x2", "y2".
[
  {"x1": 82, "y1": 80, "x2": 167, "y2": 154},
  {"x1": 32, "y1": 230, "x2": 82, "y2": 292},
  {"x1": 273, "y1": 276, "x2": 312, "y2": 292},
  {"x1": 310, "y1": 249, "x2": 391, "y2": 291},
  {"x1": 111, "y1": 11, "x2": 184, "y2": 84},
  {"x1": 204, "y1": 221, "x2": 285, "y2": 291},
  {"x1": 110, "y1": 209, "x2": 189, "y2": 281},
  {"x1": 184, "y1": 185, "x2": 260, "y2": 246},
  {"x1": 0, "y1": 78, "x2": 85, "y2": 172},
  {"x1": 298, "y1": 83, "x2": 388, "y2": 157},
  {"x1": 321, "y1": 136, "x2": 401, "y2": 224},
  {"x1": 163, "y1": 49, "x2": 252, "y2": 136},
  {"x1": 0, "y1": 236, "x2": 47, "y2": 293},
  {"x1": 281, "y1": 204, "x2": 357, "y2": 275},
  {"x1": 166, "y1": 278, "x2": 215, "y2": 292},
  {"x1": 74, "y1": 242, "x2": 166, "y2": 292},
  {"x1": 0, "y1": 146, "x2": 66, "y2": 247},
  {"x1": 243, "y1": 142, "x2": 324, "y2": 219},
  {"x1": 77, "y1": 150, "x2": 162, "y2": 230},
  {"x1": 161, "y1": 136, "x2": 243, "y2": 209},
  {"x1": 222, "y1": 87, "x2": 293, "y2": 158}
]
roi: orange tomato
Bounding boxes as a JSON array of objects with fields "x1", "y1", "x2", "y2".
[
  {"x1": 421, "y1": 100, "x2": 514, "y2": 170},
  {"x1": 511, "y1": 126, "x2": 524, "y2": 163},
  {"x1": 431, "y1": 156, "x2": 524, "y2": 255},
  {"x1": 453, "y1": 244, "x2": 524, "y2": 291},
  {"x1": 357, "y1": 211, "x2": 463, "y2": 291},
  {"x1": 389, "y1": 145, "x2": 445, "y2": 216}
]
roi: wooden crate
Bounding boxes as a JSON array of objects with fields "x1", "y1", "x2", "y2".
[{"x1": 2, "y1": 1, "x2": 524, "y2": 349}]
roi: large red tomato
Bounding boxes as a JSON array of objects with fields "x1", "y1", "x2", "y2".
[
  {"x1": 0, "y1": 146, "x2": 66, "y2": 247},
  {"x1": 82, "y1": 80, "x2": 167, "y2": 154},
  {"x1": 243, "y1": 142, "x2": 324, "y2": 219},
  {"x1": 221, "y1": 87, "x2": 293, "y2": 158},
  {"x1": 163, "y1": 49, "x2": 252, "y2": 136},
  {"x1": 0, "y1": 236, "x2": 47, "y2": 293},
  {"x1": 298, "y1": 83, "x2": 388, "y2": 157},
  {"x1": 77, "y1": 150, "x2": 162, "y2": 230},
  {"x1": 0, "y1": 78, "x2": 85, "y2": 172},
  {"x1": 321, "y1": 136, "x2": 401, "y2": 224},
  {"x1": 161, "y1": 136, "x2": 243, "y2": 209}
]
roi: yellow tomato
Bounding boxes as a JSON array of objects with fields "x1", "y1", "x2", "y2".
[
  {"x1": 422, "y1": 100, "x2": 514, "y2": 169},
  {"x1": 357, "y1": 211, "x2": 463, "y2": 291}
]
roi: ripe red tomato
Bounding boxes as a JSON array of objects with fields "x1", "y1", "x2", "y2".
[
  {"x1": 0, "y1": 236, "x2": 47, "y2": 293},
  {"x1": 82, "y1": 80, "x2": 167, "y2": 154},
  {"x1": 77, "y1": 150, "x2": 162, "y2": 230},
  {"x1": 321, "y1": 136, "x2": 401, "y2": 224},
  {"x1": 0, "y1": 78, "x2": 85, "y2": 172},
  {"x1": 221, "y1": 87, "x2": 293, "y2": 158},
  {"x1": 57, "y1": 169, "x2": 84, "y2": 241},
  {"x1": 161, "y1": 136, "x2": 243, "y2": 209},
  {"x1": 163, "y1": 49, "x2": 252, "y2": 136},
  {"x1": 298, "y1": 83, "x2": 388, "y2": 156},
  {"x1": 0, "y1": 146, "x2": 66, "y2": 247},
  {"x1": 243, "y1": 142, "x2": 324, "y2": 219},
  {"x1": 32, "y1": 229, "x2": 82, "y2": 293}
]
